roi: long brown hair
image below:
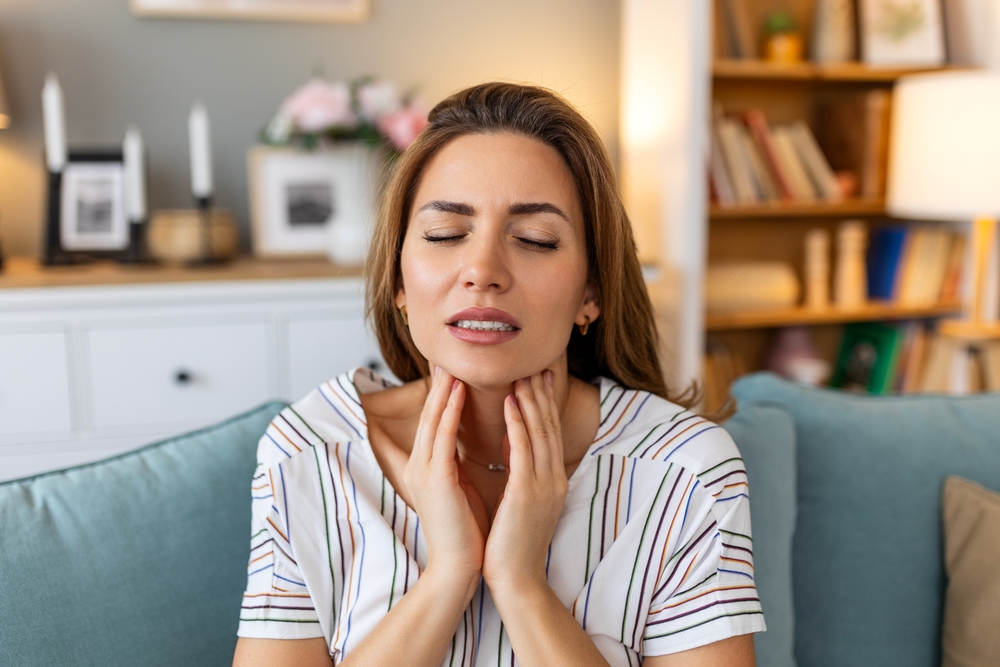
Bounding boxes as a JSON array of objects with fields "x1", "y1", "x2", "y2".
[{"x1": 365, "y1": 82, "x2": 694, "y2": 407}]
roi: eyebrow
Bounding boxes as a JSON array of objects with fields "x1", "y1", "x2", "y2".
[{"x1": 418, "y1": 200, "x2": 571, "y2": 223}]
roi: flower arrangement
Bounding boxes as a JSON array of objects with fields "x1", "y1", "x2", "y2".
[{"x1": 262, "y1": 76, "x2": 429, "y2": 154}]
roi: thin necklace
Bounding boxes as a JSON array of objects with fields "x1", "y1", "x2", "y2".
[{"x1": 456, "y1": 446, "x2": 507, "y2": 473}]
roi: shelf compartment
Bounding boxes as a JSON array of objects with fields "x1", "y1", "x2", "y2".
[
  {"x1": 712, "y1": 60, "x2": 964, "y2": 83},
  {"x1": 709, "y1": 199, "x2": 886, "y2": 220},
  {"x1": 706, "y1": 301, "x2": 963, "y2": 331}
]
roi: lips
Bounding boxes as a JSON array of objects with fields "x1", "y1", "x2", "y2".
[{"x1": 447, "y1": 307, "x2": 521, "y2": 329}]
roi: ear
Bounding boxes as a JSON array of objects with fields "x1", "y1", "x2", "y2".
[
  {"x1": 394, "y1": 286, "x2": 406, "y2": 310},
  {"x1": 575, "y1": 282, "x2": 601, "y2": 326}
]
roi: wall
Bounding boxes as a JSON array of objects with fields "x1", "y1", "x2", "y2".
[{"x1": 0, "y1": 0, "x2": 620, "y2": 256}]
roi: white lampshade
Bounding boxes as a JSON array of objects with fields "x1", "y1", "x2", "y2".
[{"x1": 887, "y1": 71, "x2": 1000, "y2": 221}]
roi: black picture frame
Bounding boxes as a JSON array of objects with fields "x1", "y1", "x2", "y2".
[{"x1": 43, "y1": 149, "x2": 129, "y2": 265}]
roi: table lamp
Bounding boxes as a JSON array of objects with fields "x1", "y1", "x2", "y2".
[{"x1": 887, "y1": 70, "x2": 1000, "y2": 337}]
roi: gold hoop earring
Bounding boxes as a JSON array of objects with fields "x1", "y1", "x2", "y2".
[
  {"x1": 578, "y1": 315, "x2": 590, "y2": 336},
  {"x1": 399, "y1": 305, "x2": 409, "y2": 327}
]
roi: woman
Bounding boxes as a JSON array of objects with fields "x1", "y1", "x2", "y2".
[{"x1": 233, "y1": 83, "x2": 764, "y2": 666}]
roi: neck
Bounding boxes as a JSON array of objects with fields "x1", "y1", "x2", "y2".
[{"x1": 456, "y1": 358, "x2": 572, "y2": 464}]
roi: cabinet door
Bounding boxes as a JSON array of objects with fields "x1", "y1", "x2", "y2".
[
  {"x1": 0, "y1": 331, "x2": 73, "y2": 437},
  {"x1": 87, "y1": 322, "x2": 271, "y2": 429},
  {"x1": 286, "y1": 315, "x2": 389, "y2": 401}
]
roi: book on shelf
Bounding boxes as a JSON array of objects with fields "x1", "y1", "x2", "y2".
[
  {"x1": 868, "y1": 224, "x2": 965, "y2": 307},
  {"x1": 816, "y1": 90, "x2": 893, "y2": 199},
  {"x1": 744, "y1": 110, "x2": 795, "y2": 200},
  {"x1": 715, "y1": 0, "x2": 756, "y2": 60},
  {"x1": 709, "y1": 107, "x2": 843, "y2": 206},
  {"x1": 715, "y1": 114, "x2": 758, "y2": 204},
  {"x1": 789, "y1": 120, "x2": 843, "y2": 202},
  {"x1": 830, "y1": 322, "x2": 904, "y2": 395}
]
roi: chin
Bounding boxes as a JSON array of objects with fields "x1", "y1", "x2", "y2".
[{"x1": 431, "y1": 349, "x2": 563, "y2": 389}]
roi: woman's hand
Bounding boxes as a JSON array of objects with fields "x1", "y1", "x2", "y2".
[
  {"x1": 483, "y1": 371, "x2": 569, "y2": 596},
  {"x1": 403, "y1": 368, "x2": 490, "y2": 589}
]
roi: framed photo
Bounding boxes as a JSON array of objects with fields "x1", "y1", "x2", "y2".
[
  {"x1": 130, "y1": 0, "x2": 368, "y2": 23},
  {"x1": 859, "y1": 0, "x2": 946, "y2": 66},
  {"x1": 247, "y1": 144, "x2": 377, "y2": 258},
  {"x1": 59, "y1": 153, "x2": 129, "y2": 252}
]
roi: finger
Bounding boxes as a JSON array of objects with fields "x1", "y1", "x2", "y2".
[
  {"x1": 543, "y1": 370, "x2": 565, "y2": 478},
  {"x1": 515, "y1": 376, "x2": 551, "y2": 476},
  {"x1": 432, "y1": 379, "x2": 465, "y2": 464},
  {"x1": 501, "y1": 433, "x2": 511, "y2": 470},
  {"x1": 411, "y1": 367, "x2": 453, "y2": 465},
  {"x1": 504, "y1": 393, "x2": 534, "y2": 479}
]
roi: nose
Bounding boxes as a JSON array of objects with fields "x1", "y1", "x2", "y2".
[{"x1": 460, "y1": 234, "x2": 512, "y2": 292}]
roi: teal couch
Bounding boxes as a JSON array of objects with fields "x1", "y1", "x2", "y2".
[
  {"x1": 730, "y1": 373, "x2": 1000, "y2": 667},
  {"x1": 3, "y1": 375, "x2": 1000, "y2": 666},
  {"x1": 0, "y1": 402, "x2": 286, "y2": 667}
]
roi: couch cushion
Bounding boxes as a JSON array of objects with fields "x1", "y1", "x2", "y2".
[
  {"x1": 731, "y1": 373, "x2": 1000, "y2": 667},
  {"x1": 941, "y1": 476, "x2": 1000, "y2": 667},
  {"x1": 723, "y1": 404, "x2": 798, "y2": 667},
  {"x1": 0, "y1": 402, "x2": 286, "y2": 667}
]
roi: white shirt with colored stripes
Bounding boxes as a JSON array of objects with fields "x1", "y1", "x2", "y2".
[{"x1": 237, "y1": 367, "x2": 765, "y2": 665}]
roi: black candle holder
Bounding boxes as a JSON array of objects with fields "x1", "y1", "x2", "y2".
[
  {"x1": 42, "y1": 170, "x2": 77, "y2": 266},
  {"x1": 120, "y1": 219, "x2": 154, "y2": 264},
  {"x1": 186, "y1": 195, "x2": 225, "y2": 266}
]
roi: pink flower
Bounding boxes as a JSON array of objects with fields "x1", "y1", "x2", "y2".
[
  {"x1": 377, "y1": 103, "x2": 429, "y2": 151},
  {"x1": 280, "y1": 78, "x2": 357, "y2": 133},
  {"x1": 357, "y1": 80, "x2": 402, "y2": 123}
]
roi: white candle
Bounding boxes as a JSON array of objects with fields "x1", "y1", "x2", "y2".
[
  {"x1": 123, "y1": 125, "x2": 146, "y2": 223},
  {"x1": 188, "y1": 102, "x2": 213, "y2": 199},
  {"x1": 42, "y1": 72, "x2": 67, "y2": 173}
]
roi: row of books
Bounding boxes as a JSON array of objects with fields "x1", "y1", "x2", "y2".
[
  {"x1": 832, "y1": 322, "x2": 1000, "y2": 396},
  {"x1": 710, "y1": 91, "x2": 893, "y2": 206},
  {"x1": 868, "y1": 225, "x2": 965, "y2": 307},
  {"x1": 710, "y1": 107, "x2": 842, "y2": 205}
]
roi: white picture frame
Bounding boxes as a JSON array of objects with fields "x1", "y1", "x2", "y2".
[
  {"x1": 130, "y1": 0, "x2": 368, "y2": 23},
  {"x1": 247, "y1": 144, "x2": 377, "y2": 258},
  {"x1": 60, "y1": 162, "x2": 129, "y2": 252},
  {"x1": 859, "y1": 0, "x2": 946, "y2": 66}
]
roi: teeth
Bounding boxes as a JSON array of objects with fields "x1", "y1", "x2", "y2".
[{"x1": 454, "y1": 320, "x2": 516, "y2": 332}]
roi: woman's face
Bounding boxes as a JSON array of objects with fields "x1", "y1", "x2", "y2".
[{"x1": 397, "y1": 132, "x2": 599, "y2": 388}]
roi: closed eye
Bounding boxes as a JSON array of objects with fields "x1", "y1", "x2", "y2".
[
  {"x1": 518, "y1": 237, "x2": 559, "y2": 250},
  {"x1": 423, "y1": 234, "x2": 466, "y2": 244}
]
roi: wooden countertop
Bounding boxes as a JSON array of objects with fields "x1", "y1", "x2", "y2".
[{"x1": 0, "y1": 256, "x2": 363, "y2": 290}]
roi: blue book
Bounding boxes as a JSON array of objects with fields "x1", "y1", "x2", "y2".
[{"x1": 867, "y1": 226, "x2": 907, "y2": 301}]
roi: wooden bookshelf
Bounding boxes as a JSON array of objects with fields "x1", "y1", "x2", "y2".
[
  {"x1": 709, "y1": 198, "x2": 884, "y2": 220},
  {"x1": 706, "y1": 302, "x2": 964, "y2": 331},
  {"x1": 712, "y1": 59, "x2": 964, "y2": 83},
  {"x1": 702, "y1": 0, "x2": 973, "y2": 408}
]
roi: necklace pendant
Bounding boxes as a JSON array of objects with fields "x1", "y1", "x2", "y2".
[{"x1": 487, "y1": 463, "x2": 508, "y2": 473}]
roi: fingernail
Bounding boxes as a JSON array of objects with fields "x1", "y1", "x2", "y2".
[
  {"x1": 452, "y1": 379, "x2": 460, "y2": 391},
  {"x1": 545, "y1": 370, "x2": 554, "y2": 387},
  {"x1": 434, "y1": 365, "x2": 439, "y2": 376},
  {"x1": 508, "y1": 394, "x2": 517, "y2": 407}
]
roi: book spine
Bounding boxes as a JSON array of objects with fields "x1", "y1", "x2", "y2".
[
  {"x1": 738, "y1": 124, "x2": 780, "y2": 202},
  {"x1": 718, "y1": 119, "x2": 759, "y2": 203},
  {"x1": 745, "y1": 110, "x2": 795, "y2": 201},
  {"x1": 790, "y1": 121, "x2": 843, "y2": 201},
  {"x1": 862, "y1": 90, "x2": 892, "y2": 199},
  {"x1": 772, "y1": 127, "x2": 818, "y2": 201}
]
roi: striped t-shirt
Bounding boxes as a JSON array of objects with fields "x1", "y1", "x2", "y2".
[{"x1": 237, "y1": 367, "x2": 765, "y2": 665}]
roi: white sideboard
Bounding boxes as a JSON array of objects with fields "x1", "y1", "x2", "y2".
[{"x1": 0, "y1": 272, "x2": 387, "y2": 482}]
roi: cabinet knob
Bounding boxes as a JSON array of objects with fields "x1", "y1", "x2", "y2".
[
  {"x1": 365, "y1": 359, "x2": 382, "y2": 372},
  {"x1": 174, "y1": 369, "x2": 193, "y2": 385}
]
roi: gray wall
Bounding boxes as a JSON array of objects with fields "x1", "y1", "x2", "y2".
[{"x1": 0, "y1": 0, "x2": 620, "y2": 256}]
